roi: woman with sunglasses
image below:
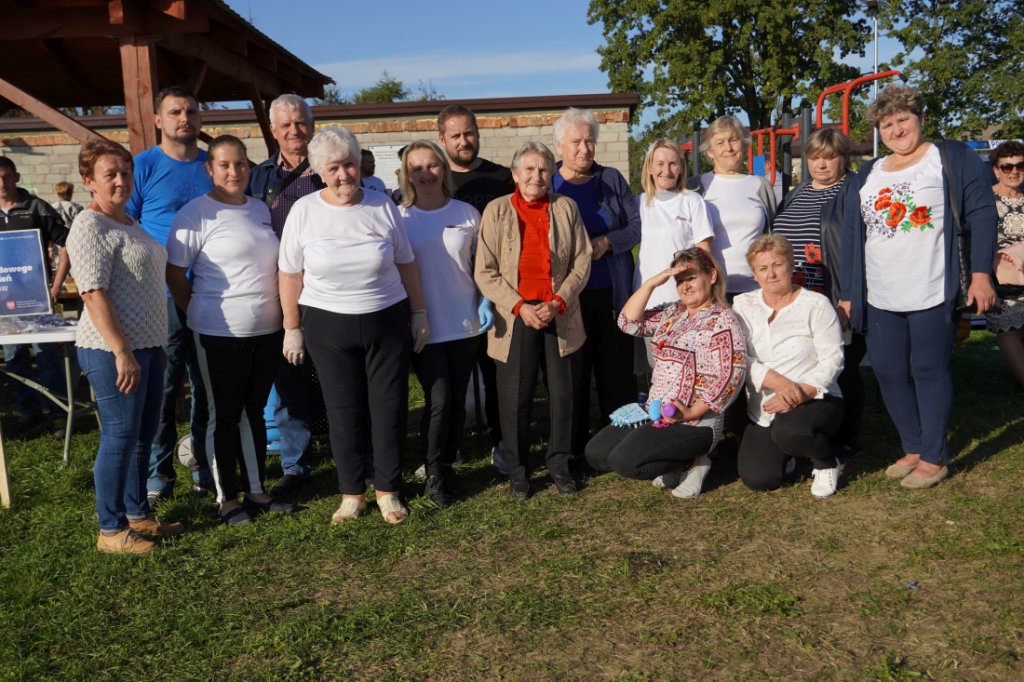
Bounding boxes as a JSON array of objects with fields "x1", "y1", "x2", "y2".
[
  {"x1": 585, "y1": 247, "x2": 746, "y2": 499},
  {"x1": 984, "y1": 141, "x2": 1024, "y2": 388}
]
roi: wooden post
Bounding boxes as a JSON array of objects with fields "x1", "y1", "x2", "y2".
[
  {"x1": 0, "y1": 419, "x2": 10, "y2": 509},
  {"x1": 249, "y1": 84, "x2": 277, "y2": 157},
  {"x1": 119, "y1": 34, "x2": 158, "y2": 154},
  {"x1": 0, "y1": 78, "x2": 104, "y2": 145}
]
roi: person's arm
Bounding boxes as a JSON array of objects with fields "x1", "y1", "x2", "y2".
[
  {"x1": 396, "y1": 260, "x2": 426, "y2": 311},
  {"x1": 756, "y1": 175, "x2": 777, "y2": 225},
  {"x1": 80, "y1": 288, "x2": 141, "y2": 394},
  {"x1": 599, "y1": 168, "x2": 642, "y2": 256},
  {"x1": 957, "y1": 142, "x2": 999, "y2": 313},
  {"x1": 474, "y1": 201, "x2": 528, "y2": 311},
  {"x1": 550, "y1": 199, "x2": 593, "y2": 312},
  {"x1": 165, "y1": 265, "x2": 192, "y2": 314},
  {"x1": 50, "y1": 248, "x2": 71, "y2": 302},
  {"x1": 279, "y1": 271, "x2": 303, "y2": 330},
  {"x1": 667, "y1": 309, "x2": 748, "y2": 423}
]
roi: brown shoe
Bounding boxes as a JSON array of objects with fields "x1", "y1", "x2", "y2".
[
  {"x1": 900, "y1": 466, "x2": 949, "y2": 490},
  {"x1": 129, "y1": 515, "x2": 185, "y2": 537},
  {"x1": 96, "y1": 529, "x2": 156, "y2": 554}
]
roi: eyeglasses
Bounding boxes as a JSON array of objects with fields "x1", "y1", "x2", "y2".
[{"x1": 997, "y1": 162, "x2": 1024, "y2": 173}]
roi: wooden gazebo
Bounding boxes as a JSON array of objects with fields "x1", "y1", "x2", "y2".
[{"x1": 0, "y1": 0, "x2": 332, "y2": 154}]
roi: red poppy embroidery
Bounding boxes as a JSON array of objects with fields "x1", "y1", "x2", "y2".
[
  {"x1": 909, "y1": 206, "x2": 931, "y2": 227},
  {"x1": 886, "y1": 201, "x2": 907, "y2": 227},
  {"x1": 804, "y1": 243, "x2": 822, "y2": 264},
  {"x1": 875, "y1": 195, "x2": 892, "y2": 211},
  {"x1": 879, "y1": 187, "x2": 892, "y2": 195}
]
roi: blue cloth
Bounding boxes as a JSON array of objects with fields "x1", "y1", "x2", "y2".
[
  {"x1": 866, "y1": 300, "x2": 956, "y2": 465},
  {"x1": 268, "y1": 361, "x2": 313, "y2": 477},
  {"x1": 125, "y1": 147, "x2": 212, "y2": 250},
  {"x1": 79, "y1": 346, "x2": 164, "y2": 531},
  {"x1": 148, "y1": 299, "x2": 211, "y2": 495},
  {"x1": 554, "y1": 161, "x2": 640, "y2": 313},
  {"x1": 840, "y1": 140, "x2": 997, "y2": 331},
  {"x1": 552, "y1": 175, "x2": 612, "y2": 289}
]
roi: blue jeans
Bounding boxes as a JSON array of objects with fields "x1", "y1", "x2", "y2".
[
  {"x1": 147, "y1": 300, "x2": 211, "y2": 496},
  {"x1": 3, "y1": 343, "x2": 65, "y2": 415},
  {"x1": 267, "y1": 360, "x2": 313, "y2": 477},
  {"x1": 79, "y1": 346, "x2": 164, "y2": 532}
]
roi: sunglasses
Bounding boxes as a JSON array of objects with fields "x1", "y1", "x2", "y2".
[{"x1": 997, "y1": 162, "x2": 1024, "y2": 173}]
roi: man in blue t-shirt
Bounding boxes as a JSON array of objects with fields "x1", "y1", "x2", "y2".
[{"x1": 125, "y1": 86, "x2": 214, "y2": 503}]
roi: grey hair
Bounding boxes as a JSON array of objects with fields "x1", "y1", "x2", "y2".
[
  {"x1": 511, "y1": 141, "x2": 556, "y2": 175},
  {"x1": 269, "y1": 94, "x2": 313, "y2": 126},
  {"x1": 699, "y1": 115, "x2": 750, "y2": 155},
  {"x1": 307, "y1": 126, "x2": 360, "y2": 177},
  {"x1": 553, "y1": 107, "x2": 599, "y2": 146}
]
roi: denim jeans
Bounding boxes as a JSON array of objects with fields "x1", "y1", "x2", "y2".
[
  {"x1": 79, "y1": 346, "x2": 165, "y2": 532},
  {"x1": 147, "y1": 299, "x2": 211, "y2": 496},
  {"x1": 3, "y1": 343, "x2": 65, "y2": 415},
  {"x1": 267, "y1": 360, "x2": 313, "y2": 478}
]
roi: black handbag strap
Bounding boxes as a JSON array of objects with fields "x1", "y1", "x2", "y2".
[{"x1": 263, "y1": 158, "x2": 311, "y2": 210}]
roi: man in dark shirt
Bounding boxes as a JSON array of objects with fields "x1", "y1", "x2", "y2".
[
  {"x1": 0, "y1": 156, "x2": 69, "y2": 426},
  {"x1": 437, "y1": 105, "x2": 515, "y2": 472}
]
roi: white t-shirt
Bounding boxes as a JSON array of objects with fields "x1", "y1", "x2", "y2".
[
  {"x1": 399, "y1": 200, "x2": 483, "y2": 344},
  {"x1": 167, "y1": 194, "x2": 282, "y2": 337},
  {"x1": 634, "y1": 190, "x2": 715, "y2": 308},
  {"x1": 362, "y1": 175, "x2": 387, "y2": 193},
  {"x1": 860, "y1": 145, "x2": 946, "y2": 312},
  {"x1": 703, "y1": 173, "x2": 770, "y2": 294},
  {"x1": 278, "y1": 189, "x2": 414, "y2": 315}
]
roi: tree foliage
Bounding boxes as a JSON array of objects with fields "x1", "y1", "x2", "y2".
[
  {"x1": 588, "y1": 0, "x2": 871, "y2": 134},
  {"x1": 881, "y1": 0, "x2": 1024, "y2": 139},
  {"x1": 353, "y1": 71, "x2": 410, "y2": 104}
]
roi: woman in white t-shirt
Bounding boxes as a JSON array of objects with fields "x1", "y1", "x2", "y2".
[
  {"x1": 838, "y1": 86, "x2": 997, "y2": 490},
  {"x1": 634, "y1": 138, "x2": 714, "y2": 371},
  {"x1": 397, "y1": 140, "x2": 489, "y2": 508},
  {"x1": 166, "y1": 135, "x2": 292, "y2": 525},
  {"x1": 694, "y1": 116, "x2": 777, "y2": 296},
  {"x1": 278, "y1": 126, "x2": 429, "y2": 526}
]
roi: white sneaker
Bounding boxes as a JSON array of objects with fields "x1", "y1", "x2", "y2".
[
  {"x1": 414, "y1": 464, "x2": 426, "y2": 479},
  {"x1": 652, "y1": 470, "x2": 683, "y2": 489},
  {"x1": 811, "y1": 459, "x2": 842, "y2": 498},
  {"x1": 671, "y1": 455, "x2": 712, "y2": 499},
  {"x1": 491, "y1": 441, "x2": 510, "y2": 476}
]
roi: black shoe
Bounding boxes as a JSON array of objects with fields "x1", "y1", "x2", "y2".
[
  {"x1": 425, "y1": 475, "x2": 453, "y2": 508},
  {"x1": 270, "y1": 474, "x2": 309, "y2": 498},
  {"x1": 552, "y1": 476, "x2": 578, "y2": 495},
  {"x1": 510, "y1": 477, "x2": 530, "y2": 500},
  {"x1": 242, "y1": 496, "x2": 296, "y2": 514},
  {"x1": 440, "y1": 466, "x2": 463, "y2": 498}
]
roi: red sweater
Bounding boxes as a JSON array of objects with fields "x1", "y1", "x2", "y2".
[{"x1": 510, "y1": 189, "x2": 565, "y2": 316}]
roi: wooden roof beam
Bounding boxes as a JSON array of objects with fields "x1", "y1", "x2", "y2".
[
  {"x1": 160, "y1": 31, "x2": 285, "y2": 99},
  {"x1": 5, "y1": 5, "x2": 206, "y2": 40},
  {"x1": 0, "y1": 77, "x2": 105, "y2": 145}
]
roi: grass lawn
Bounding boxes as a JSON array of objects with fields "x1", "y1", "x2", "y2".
[{"x1": 0, "y1": 331, "x2": 1022, "y2": 681}]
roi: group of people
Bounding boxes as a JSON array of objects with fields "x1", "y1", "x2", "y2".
[{"x1": 40, "y1": 83, "x2": 1015, "y2": 554}]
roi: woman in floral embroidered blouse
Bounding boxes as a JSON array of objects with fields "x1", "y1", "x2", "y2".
[{"x1": 585, "y1": 247, "x2": 747, "y2": 499}]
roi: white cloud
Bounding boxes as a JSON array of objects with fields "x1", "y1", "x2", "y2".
[{"x1": 317, "y1": 49, "x2": 602, "y2": 91}]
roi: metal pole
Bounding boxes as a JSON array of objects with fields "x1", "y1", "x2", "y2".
[
  {"x1": 781, "y1": 112, "x2": 793, "y2": 201},
  {"x1": 800, "y1": 105, "x2": 812, "y2": 180},
  {"x1": 692, "y1": 129, "x2": 702, "y2": 175}
]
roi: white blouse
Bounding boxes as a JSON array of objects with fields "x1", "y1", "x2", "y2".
[{"x1": 732, "y1": 287, "x2": 844, "y2": 426}]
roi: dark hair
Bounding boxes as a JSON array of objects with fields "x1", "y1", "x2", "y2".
[
  {"x1": 78, "y1": 139, "x2": 133, "y2": 179},
  {"x1": 361, "y1": 149, "x2": 374, "y2": 159},
  {"x1": 865, "y1": 85, "x2": 925, "y2": 128},
  {"x1": 437, "y1": 105, "x2": 477, "y2": 133},
  {"x1": 0, "y1": 156, "x2": 16, "y2": 173},
  {"x1": 205, "y1": 134, "x2": 248, "y2": 164},
  {"x1": 154, "y1": 85, "x2": 197, "y2": 111},
  {"x1": 670, "y1": 247, "x2": 727, "y2": 307},
  {"x1": 990, "y1": 140, "x2": 1024, "y2": 167}
]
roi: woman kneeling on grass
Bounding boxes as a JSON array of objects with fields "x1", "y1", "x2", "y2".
[
  {"x1": 584, "y1": 248, "x2": 746, "y2": 498},
  {"x1": 166, "y1": 135, "x2": 294, "y2": 525},
  {"x1": 67, "y1": 139, "x2": 183, "y2": 554}
]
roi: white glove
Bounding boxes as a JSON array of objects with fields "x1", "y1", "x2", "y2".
[
  {"x1": 282, "y1": 328, "x2": 305, "y2": 365},
  {"x1": 411, "y1": 310, "x2": 430, "y2": 354}
]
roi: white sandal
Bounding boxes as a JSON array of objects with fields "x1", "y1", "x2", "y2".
[
  {"x1": 330, "y1": 497, "x2": 366, "y2": 524},
  {"x1": 377, "y1": 494, "x2": 408, "y2": 525}
]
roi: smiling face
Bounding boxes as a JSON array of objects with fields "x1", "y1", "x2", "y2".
[
  {"x1": 807, "y1": 154, "x2": 845, "y2": 187},
  {"x1": 155, "y1": 95, "x2": 200, "y2": 145},
  {"x1": 878, "y1": 110, "x2": 925, "y2": 156},
  {"x1": 994, "y1": 155, "x2": 1024, "y2": 193},
  {"x1": 405, "y1": 147, "x2": 446, "y2": 200},
  {"x1": 83, "y1": 154, "x2": 134, "y2": 213},
  {"x1": 207, "y1": 143, "x2": 250, "y2": 200},
  {"x1": 675, "y1": 264, "x2": 716, "y2": 309},
  {"x1": 651, "y1": 146, "x2": 683, "y2": 191},
  {"x1": 752, "y1": 249, "x2": 794, "y2": 296},
  {"x1": 557, "y1": 121, "x2": 596, "y2": 176},
  {"x1": 321, "y1": 155, "x2": 362, "y2": 206},
  {"x1": 707, "y1": 130, "x2": 745, "y2": 174},
  {"x1": 270, "y1": 106, "x2": 312, "y2": 159},
  {"x1": 512, "y1": 152, "x2": 552, "y2": 201}
]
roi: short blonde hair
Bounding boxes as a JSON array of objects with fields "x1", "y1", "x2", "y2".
[
  {"x1": 55, "y1": 181, "x2": 74, "y2": 200},
  {"x1": 399, "y1": 140, "x2": 453, "y2": 208},
  {"x1": 700, "y1": 116, "x2": 750, "y2": 156},
  {"x1": 804, "y1": 128, "x2": 851, "y2": 165},
  {"x1": 746, "y1": 233, "x2": 795, "y2": 270},
  {"x1": 865, "y1": 86, "x2": 925, "y2": 128},
  {"x1": 640, "y1": 138, "x2": 687, "y2": 205}
]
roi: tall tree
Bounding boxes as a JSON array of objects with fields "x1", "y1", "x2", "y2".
[
  {"x1": 588, "y1": 0, "x2": 871, "y2": 133},
  {"x1": 882, "y1": 0, "x2": 1024, "y2": 139},
  {"x1": 353, "y1": 71, "x2": 410, "y2": 104}
]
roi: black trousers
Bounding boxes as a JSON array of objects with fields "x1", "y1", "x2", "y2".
[
  {"x1": 737, "y1": 395, "x2": 845, "y2": 491},
  {"x1": 496, "y1": 316, "x2": 579, "y2": 482},
  {"x1": 572, "y1": 288, "x2": 637, "y2": 455},
  {"x1": 411, "y1": 336, "x2": 480, "y2": 475},
  {"x1": 585, "y1": 422, "x2": 714, "y2": 480},
  {"x1": 194, "y1": 330, "x2": 282, "y2": 503},
  {"x1": 476, "y1": 342, "x2": 503, "y2": 447},
  {"x1": 834, "y1": 333, "x2": 867, "y2": 449},
  {"x1": 303, "y1": 302, "x2": 410, "y2": 495}
]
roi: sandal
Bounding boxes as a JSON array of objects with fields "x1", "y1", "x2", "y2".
[
  {"x1": 242, "y1": 496, "x2": 296, "y2": 514},
  {"x1": 377, "y1": 494, "x2": 408, "y2": 525},
  {"x1": 219, "y1": 506, "x2": 252, "y2": 525},
  {"x1": 330, "y1": 497, "x2": 367, "y2": 525}
]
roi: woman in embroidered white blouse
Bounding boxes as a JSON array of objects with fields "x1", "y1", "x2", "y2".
[{"x1": 733, "y1": 234, "x2": 845, "y2": 498}]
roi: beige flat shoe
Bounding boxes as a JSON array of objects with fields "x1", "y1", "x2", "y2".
[
  {"x1": 330, "y1": 497, "x2": 367, "y2": 524},
  {"x1": 900, "y1": 466, "x2": 949, "y2": 490},
  {"x1": 377, "y1": 494, "x2": 408, "y2": 525},
  {"x1": 885, "y1": 462, "x2": 918, "y2": 479}
]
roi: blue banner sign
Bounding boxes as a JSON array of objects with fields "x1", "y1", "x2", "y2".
[{"x1": 0, "y1": 230, "x2": 51, "y2": 316}]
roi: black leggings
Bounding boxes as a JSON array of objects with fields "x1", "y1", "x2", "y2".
[
  {"x1": 585, "y1": 422, "x2": 714, "y2": 480},
  {"x1": 303, "y1": 302, "x2": 410, "y2": 495},
  {"x1": 411, "y1": 336, "x2": 480, "y2": 475},
  {"x1": 737, "y1": 395, "x2": 845, "y2": 491},
  {"x1": 194, "y1": 330, "x2": 281, "y2": 503}
]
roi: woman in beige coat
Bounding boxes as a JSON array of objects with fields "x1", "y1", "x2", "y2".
[{"x1": 475, "y1": 141, "x2": 591, "y2": 499}]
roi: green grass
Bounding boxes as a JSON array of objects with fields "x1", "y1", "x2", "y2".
[{"x1": 1, "y1": 332, "x2": 1023, "y2": 680}]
